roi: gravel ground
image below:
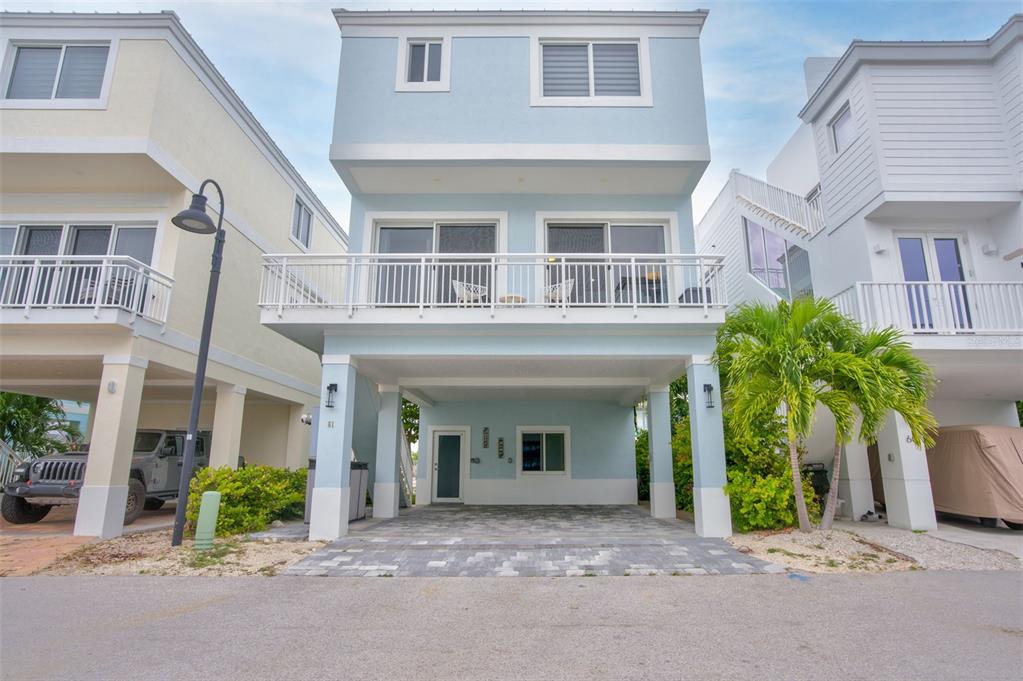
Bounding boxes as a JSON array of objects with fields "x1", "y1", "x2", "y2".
[
  {"x1": 842, "y1": 522, "x2": 1021, "y2": 571},
  {"x1": 38, "y1": 529, "x2": 325, "y2": 576},
  {"x1": 728, "y1": 528, "x2": 916, "y2": 572}
]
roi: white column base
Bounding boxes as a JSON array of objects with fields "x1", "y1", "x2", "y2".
[
  {"x1": 838, "y1": 477, "x2": 875, "y2": 521},
  {"x1": 73, "y1": 485, "x2": 128, "y2": 538},
  {"x1": 308, "y1": 486, "x2": 351, "y2": 541},
  {"x1": 694, "y1": 486, "x2": 732, "y2": 538},
  {"x1": 649, "y1": 481, "x2": 677, "y2": 519},
  {"x1": 373, "y1": 482, "x2": 399, "y2": 519},
  {"x1": 882, "y1": 478, "x2": 938, "y2": 531}
]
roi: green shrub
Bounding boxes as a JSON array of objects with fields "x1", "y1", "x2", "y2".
[
  {"x1": 634, "y1": 430, "x2": 650, "y2": 501},
  {"x1": 634, "y1": 424, "x2": 694, "y2": 510},
  {"x1": 185, "y1": 465, "x2": 306, "y2": 536},
  {"x1": 726, "y1": 468, "x2": 818, "y2": 533}
]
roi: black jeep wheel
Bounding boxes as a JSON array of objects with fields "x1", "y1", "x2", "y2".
[
  {"x1": 1, "y1": 494, "x2": 52, "y2": 524},
  {"x1": 123, "y1": 478, "x2": 146, "y2": 525},
  {"x1": 143, "y1": 498, "x2": 165, "y2": 511}
]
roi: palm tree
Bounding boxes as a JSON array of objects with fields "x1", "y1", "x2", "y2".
[
  {"x1": 0, "y1": 392, "x2": 81, "y2": 457},
  {"x1": 715, "y1": 298, "x2": 860, "y2": 532},
  {"x1": 817, "y1": 327, "x2": 937, "y2": 530}
]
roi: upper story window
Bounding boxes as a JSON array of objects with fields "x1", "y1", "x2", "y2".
[
  {"x1": 830, "y1": 103, "x2": 855, "y2": 154},
  {"x1": 532, "y1": 38, "x2": 652, "y2": 107},
  {"x1": 2, "y1": 223, "x2": 156, "y2": 264},
  {"x1": 743, "y1": 218, "x2": 813, "y2": 301},
  {"x1": 291, "y1": 198, "x2": 312, "y2": 249},
  {"x1": 5, "y1": 43, "x2": 110, "y2": 101},
  {"x1": 395, "y1": 37, "x2": 450, "y2": 92}
]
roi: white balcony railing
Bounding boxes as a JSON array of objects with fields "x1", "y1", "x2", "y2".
[
  {"x1": 732, "y1": 171, "x2": 826, "y2": 236},
  {"x1": 259, "y1": 253, "x2": 727, "y2": 318},
  {"x1": 833, "y1": 281, "x2": 1023, "y2": 335},
  {"x1": 0, "y1": 255, "x2": 174, "y2": 324}
]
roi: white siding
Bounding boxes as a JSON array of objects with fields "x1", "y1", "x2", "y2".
[
  {"x1": 870, "y1": 62, "x2": 1018, "y2": 190},
  {"x1": 695, "y1": 178, "x2": 746, "y2": 307},
  {"x1": 811, "y1": 73, "x2": 881, "y2": 230},
  {"x1": 995, "y1": 42, "x2": 1023, "y2": 176}
]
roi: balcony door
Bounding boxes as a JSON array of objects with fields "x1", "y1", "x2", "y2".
[
  {"x1": 546, "y1": 222, "x2": 667, "y2": 305},
  {"x1": 375, "y1": 223, "x2": 496, "y2": 305},
  {"x1": 896, "y1": 234, "x2": 972, "y2": 331}
]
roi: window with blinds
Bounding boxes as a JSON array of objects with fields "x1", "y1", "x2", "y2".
[
  {"x1": 541, "y1": 41, "x2": 641, "y2": 99},
  {"x1": 5, "y1": 44, "x2": 110, "y2": 100},
  {"x1": 291, "y1": 199, "x2": 312, "y2": 248}
]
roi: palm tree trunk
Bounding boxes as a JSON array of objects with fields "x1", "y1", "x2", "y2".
[
  {"x1": 788, "y1": 437, "x2": 812, "y2": 532},
  {"x1": 819, "y1": 440, "x2": 843, "y2": 530}
]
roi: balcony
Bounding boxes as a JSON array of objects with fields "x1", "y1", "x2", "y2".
[
  {"x1": 833, "y1": 281, "x2": 1023, "y2": 337},
  {"x1": 259, "y1": 253, "x2": 726, "y2": 323},
  {"x1": 731, "y1": 171, "x2": 825, "y2": 236},
  {"x1": 0, "y1": 256, "x2": 174, "y2": 325}
]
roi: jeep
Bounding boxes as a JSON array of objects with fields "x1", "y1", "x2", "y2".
[{"x1": 1, "y1": 429, "x2": 211, "y2": 525}]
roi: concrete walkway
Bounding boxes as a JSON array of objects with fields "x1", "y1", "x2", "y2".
[{"x1": 286, "y1": 505, "x2": 779, "y2": 576}]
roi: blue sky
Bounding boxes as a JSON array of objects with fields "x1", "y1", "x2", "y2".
[{"x1": 8, "y1": 0, "x2": 1018, "y2": 232}]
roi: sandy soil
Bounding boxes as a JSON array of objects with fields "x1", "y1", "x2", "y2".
[
  {"x1": 37, "y1": 529, "x2": 325, "y2": 577},
  {"x1": 729, "y1": 528, "x2": 918, "y2": 573}
]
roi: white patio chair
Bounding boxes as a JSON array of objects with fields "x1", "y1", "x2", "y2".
[
  {"x1": 451, "y1": 279, "x2": 488, "y2": 306},
  {"x1": 543, "y1": 278, "x2": 575, "y2": 304}
]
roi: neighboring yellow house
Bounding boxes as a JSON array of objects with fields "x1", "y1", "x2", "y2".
[{"x1": 0, "y1": 11, "x2": 347, "y2": 537}]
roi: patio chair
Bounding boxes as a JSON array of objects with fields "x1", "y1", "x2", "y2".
[
  {"x1": 451, "y1": 279, "x2": 488, "y2": 306},
  {"x1": 543, "y1": 278, "x2": 575, "y2": 304}
]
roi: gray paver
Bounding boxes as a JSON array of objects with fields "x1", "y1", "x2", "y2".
[{"x1": 285, "y1": 505, "x2": 777, "y2": 577}]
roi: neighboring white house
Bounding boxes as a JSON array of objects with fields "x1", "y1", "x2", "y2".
[
  {"x1": 259, "y1": 9, "x2": 735, "y2": 541},
  {"x1": 0, "y1": 12, "x2": 347, "y2": 538},
  {"x1": 697, "y1": 15, "x2": 1023, "y2": 530}
]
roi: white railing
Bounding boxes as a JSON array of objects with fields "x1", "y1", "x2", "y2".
[
  {"x1": 833, "y1": 282, "x2": 1023, "y2": 335},
  {"x1": 732, "y1": 171, "x2": 826, "y2": 236},
  {"x1": 259, "y1": 252, "x2": 727, "y2": 318},
  {"x1": 0, "y1": 440, "x2": 30, "y2": 486},
  {"x1": 0, "y1": 255, "x2": 174, "y2": 324}
]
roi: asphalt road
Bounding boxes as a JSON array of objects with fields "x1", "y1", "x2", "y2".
[{"x1": 1, "y1": 571, "x2": 1021, "y2": 681}]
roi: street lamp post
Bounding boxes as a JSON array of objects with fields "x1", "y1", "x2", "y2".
[{"x1": 170, "y1": 179, "x2": 226, "y2": 547}]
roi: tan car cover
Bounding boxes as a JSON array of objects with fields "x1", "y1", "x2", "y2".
[{"x1": 926, "y1": 425, "x2": 1023, "y2": 523}]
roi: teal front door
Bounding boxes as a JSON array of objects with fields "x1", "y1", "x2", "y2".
[{"x1": 433, "y1": 431, "x2": 463, "y2": 502}]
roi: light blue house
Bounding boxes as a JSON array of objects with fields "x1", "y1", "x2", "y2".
[{"x1": 259, "y1": 9, "x2": 733, "y2": 540}]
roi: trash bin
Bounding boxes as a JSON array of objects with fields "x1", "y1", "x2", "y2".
[{"x1": 349, "y1": 461, "x2": 369, "y2": 521}]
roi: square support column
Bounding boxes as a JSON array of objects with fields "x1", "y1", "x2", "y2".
[
  {"x1": 687, "y1": 358, "x2": 732, "y2": 538},
  {"x1": 647, "y1": 386, "x2": 676, "y2": 519},
  {"x1": 210, "y1": 385, "x2": 246, "y2": 469},
  {"x1": 372, "y1": 386, "x2": 402, "y2": 519},
  {"x1": 838, "y1": 441, "x2": 875, "y2": 521},
  {"x1": 74, "y1": 355, "x2": 147, "y2": 538},
  {"x1": 876, "y1": 412, "x2": 937, "y2": 530},
  {"x1": 285, "y1": 403, "x2": 312, "y2": 470},
  {"x1": 308, "y1": 359, "x2": 358, "y2": 541}
]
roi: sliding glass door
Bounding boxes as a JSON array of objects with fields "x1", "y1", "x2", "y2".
[{"x1": 897, "y1": 234, "x2": 971, "y2": 331}]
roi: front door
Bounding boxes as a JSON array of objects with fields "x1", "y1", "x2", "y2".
[
  {"x1": 432, "y1": 431, "x2": 464, "y2": 503},
  {"x1": 896, "y1": 234, "x2": 972, "y2": 331}
]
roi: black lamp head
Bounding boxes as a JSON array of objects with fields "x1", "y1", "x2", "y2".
[{"x1": 172, "y1": 193, "x2": 217, "y2": 234}]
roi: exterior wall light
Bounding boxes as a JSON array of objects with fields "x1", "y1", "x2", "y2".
[
  {"x1": 703, "y1": 383, "x2": 715, "y2": 408},
  {"x1": 325, "y1": 383, "x2": 338, "y2": 408}
]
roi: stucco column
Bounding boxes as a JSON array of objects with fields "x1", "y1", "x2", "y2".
[
  {"x1": 308, "y1": 358, "x2": 358, "y2": 541},
  {"x1": 647, "y1": 386, "x2": 676, "y2": 519},
  {"x1": 74, "y1": 355, "x2": 147, "y2": 538},
  {"x1": 210, "y1": 384, "x2": 246, "y2": 469},
  {"x1": 686, "y1": 358, "x2": 732, "y2": 538},
  {"x1": 84, "y1": 399, "x2": 98, "y2": 443},
  {"x1": 876, "y1": 412, "x2": 937, "y2": 530},
  {"x1": 373, "y1": 386, "x2": 402, "y2": 519},
  {"x1": 838, "y1": 441, "x2": 875, "y2": 521},
  {"x1": 285, "y1": 404, "x2": 311, "y2": 470}
]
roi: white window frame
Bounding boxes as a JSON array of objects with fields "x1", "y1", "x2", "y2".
[
  {"x1": 290, "y1": 198, "x2": 313, "y2": 250},
  {"x1": 516, "y1": 426, "x2": 571, "y2": 477},
  {"x1": 395, "y1": 35, "x2": 451, "y2": 92},
  {"x1": 0, "y1": 38, "x2": 117, "y2": 110},
  {"x1": 3, "y1": 221, "x2": 160, "y2": 265},
  {"x1": 829, "y1": 102, "x2": 855, "y2": 155},
  {"x1": 530, "y1": 36, "x2": 652, "y2": 108}
]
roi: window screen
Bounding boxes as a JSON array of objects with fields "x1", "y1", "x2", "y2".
[
  {"x1": 54, "y1": 46, "x2": 109, "y2": 98},
  {"x1": 6, "y1": 44, "x2": 109, "y2": 100},
  {"x1": 593, "y1": 43, "x2": 640, "y2": 96},
  {"x1": 542, "y1": 44, "x2": 589, "y2": 97}
]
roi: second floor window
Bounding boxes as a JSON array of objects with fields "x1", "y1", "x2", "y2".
[
  {"x1": 830, "y1": 103, "x2": 855, "y2": 154},
  {"x1": 541, "y1": 41, "x2": 641, "y2": 98},
  {"x1": 5, "y1": 44, "x2": 110, "y2": 100},
  {"x1": 407, "y1": 40, "x2": 442, "y2": 83},
  {"x1": 291, "y1": 199, "x2": 312, "y2": 248}
]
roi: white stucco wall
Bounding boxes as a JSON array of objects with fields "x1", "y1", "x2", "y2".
[{"x1": 766, "y1": 124, "x2": 820, "y2": 197}]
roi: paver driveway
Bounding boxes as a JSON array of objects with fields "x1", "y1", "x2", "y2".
[{"x1": 286, "y1": 505, "x2": 779, "y2": 576}]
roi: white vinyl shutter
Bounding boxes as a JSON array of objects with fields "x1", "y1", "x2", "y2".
[
  {"x1": 55, "y1": 46, "x2": 109, "y2": 98},
  {"x1": 542, "y1": 44, "x2": 589, "y2": 97},
  {"x1": 6, "y1": 47, "x2": 61, "y2": 99},
  {"x1": 593, "y1": 43, "x2": 640, "y2": 96}
]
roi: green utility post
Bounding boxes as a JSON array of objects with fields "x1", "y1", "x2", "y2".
[{"x1": 193, "y1": 491, "x2": 221, "y2": 551}]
